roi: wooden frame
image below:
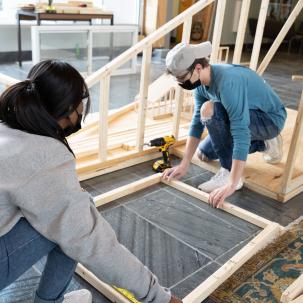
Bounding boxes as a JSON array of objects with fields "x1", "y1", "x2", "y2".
[
  {"x1": 281, "y1": 274, "x2": 303, "y2": 303},
  {"x1": 74, "y1": 174, "x2": 282, "y2": 303}
]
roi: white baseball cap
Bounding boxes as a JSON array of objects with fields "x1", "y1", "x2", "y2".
[{"x1": 166, "y1": 41, "x2": 212, "y2": 77}]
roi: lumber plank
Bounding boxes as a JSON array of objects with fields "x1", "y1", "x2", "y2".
[
  {"x1": 281, "y1": 274, "x2": 303, "y2": 303},
  {"x1": 94, "y1": 174, "x2": 161, "y2": 207},
  {"x1": 75, "y1": 264, "x2": 130, "y2": 303},
  {"x1": 250, "y1": 0, "x2": 270, "y2": 70},
  {"x1": 232, "y1": 0, "x2": 251, "y2": 64},
  {"x1": 162, "y1": 179, "x2": 272, "y2": 228}
]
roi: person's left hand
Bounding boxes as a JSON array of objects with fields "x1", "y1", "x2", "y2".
[{"x1": 209, "y1": 184, "x2": 236, "y2": 208}]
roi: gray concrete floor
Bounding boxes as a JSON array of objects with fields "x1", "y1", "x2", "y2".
[{"x1": 0, "y1": 49, "x2": 303, "y2": 302}]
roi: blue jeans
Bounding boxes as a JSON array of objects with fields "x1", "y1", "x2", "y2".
[
  {"x1": 0, "y1": 218, "x2": 77, "y2": 303},
  {"x1": 198, "y1": 102, "x2": 280, "y2": 170}
]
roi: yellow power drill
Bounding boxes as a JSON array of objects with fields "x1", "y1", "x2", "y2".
[{"x1": 145, "y1": 135, "x2": 176, "y2": 172}]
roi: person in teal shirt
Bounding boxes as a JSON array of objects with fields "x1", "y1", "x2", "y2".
[{"x1": 163, "y1": 42, "x2": 286, "y2": 208}]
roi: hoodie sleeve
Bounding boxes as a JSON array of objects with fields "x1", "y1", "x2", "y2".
[{"x1": 13, "y1": 149, "x2": 171, "y2": 303}]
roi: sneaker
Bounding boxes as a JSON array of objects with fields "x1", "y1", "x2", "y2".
[
  {"x1": 63, "y1": 289, "x2": 92, "y2": 303},
  {"x1": 197, "y1": 149, "x2": 210, "y2": 162},
  {"x1": 198, "y1": 167, "x2": 243, "y2": 193},
  {"x1": 263, "y1": 134, "x2": 283, "y2": 164}
]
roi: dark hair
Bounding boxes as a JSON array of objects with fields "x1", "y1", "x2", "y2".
[
  {"x1": 0, "y1": 60, "x2": 90, "y2": 155},
  {"x1": 166, "y1": 57, "x2": 210, "y2": 77},
  {"x1": 188, "y1": 58, "x2": 210, "y2": 71}
]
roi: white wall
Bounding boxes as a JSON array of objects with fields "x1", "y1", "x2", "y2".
[{"x1": 102, "y1": 0, "x2": 140, "y2": 25}]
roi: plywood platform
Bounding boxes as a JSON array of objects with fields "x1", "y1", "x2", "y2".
[
  {"x1": 69, "y1": 102, "x2": 190, "y2": 180},
  {"x1": 173, "y1": 108, "x2": 303, "y2": 202}
]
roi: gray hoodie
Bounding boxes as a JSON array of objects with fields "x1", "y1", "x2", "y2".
[{"x1": 0, "y1": 123, "x2": 171, "y2": 303}]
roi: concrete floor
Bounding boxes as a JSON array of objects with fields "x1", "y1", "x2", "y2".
[{"x1": 0, "y1": 49, "x2": 303, "y2": 302}]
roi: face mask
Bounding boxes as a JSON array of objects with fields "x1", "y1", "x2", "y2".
[
  {"x1": 179, "y1": 79, "x2": 201, "y2": 90},
  {"x1": 63, "y1": 111, "x2": 82, "y2": 137}
]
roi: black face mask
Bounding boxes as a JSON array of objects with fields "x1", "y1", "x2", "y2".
[
  {"x1": 179, "y1": 79, "x2": 201, "y2": 90},
  {"x1": 63, "y1": 111, "x2": 82, "y2": 137}
]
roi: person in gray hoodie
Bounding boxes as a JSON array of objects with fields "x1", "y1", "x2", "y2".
[{"x1": 0, "y1": 60, "x2": 181, "y2": 303}]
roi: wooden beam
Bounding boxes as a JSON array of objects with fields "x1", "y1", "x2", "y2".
[
  {"x1": 232, "y1": 0, "x2": 251, "y2": 64},
  {"x1": 75, "y1": 264, "x2": 130, "y2": 303},
  {"x1": 281, "y1": 274, "x2": 303, "y2": 303},
  {"x1": 172, "y1": 17, "x2": 192, "y2": 140},
  {"x1": 257, "y1": 0, "x2": 303, "y2": 75},
  {"x1": 250, "y1": 0, "x2": 270, "y2": 71},
  {"x1": 136, "y1": 46, "x2": 152, "y2": 152},
  {"x1": 210, "y1": 0, "x2": 227, "y2": 63},
  {"x1": 98, "y1": 75, "x2": 110, "y2": 161},
  {"x1": 183, "y1": 223, "x2": 281, "y2": 303},
  {"x1": 290, "y1": 295, "x2": 303, "y2": 303},
  {"x1": 94, "y1": 173, "x2": 162, "y2": 207},
  {"x1": 162, "y1": 179, "x2": 273, "y2": 228},
  {"x1": 292, "y1": 75, "x2": 303, "y2": 81},
  {"x1": 173, "y1": 86, "x2": 184, "y2": 140},
  {"x1": 281, "y1": 90, "x2": 303, "y2": 194}
]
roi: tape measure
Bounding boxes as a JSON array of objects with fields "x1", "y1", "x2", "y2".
[{"x1": 113, "y1": 286, "x2": 141, "y2": 303}]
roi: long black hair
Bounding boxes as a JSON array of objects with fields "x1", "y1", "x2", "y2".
[{"x1": 0, "y1": 60, "x2": 90, "y2": 155}]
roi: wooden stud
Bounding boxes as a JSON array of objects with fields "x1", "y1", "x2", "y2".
[
  {"x1": 292, "y1": 75, "x2": 303, "y2": 81},
  {"x1": 94, "y1": 174, "x2": 162, "y2": 207},
  {"x1": 290, "y1": 295, "x2": 303, "y2": 303},
  {"x1": 136, "y1": 45, "x2": 152, "y2": 152},
  {"x1": 210, "y1": 0, "x2": 226, "y2": 63},
  {"x1": 183, "y1": 223, "x2": 281, "y2": 303},
  {"x1": 257, "y1": 0, "x2": 303, "y2": 75},
  {"x1": 249, "y1": 0, "x2": 270, "y2": 71},
  {"x1": 98, "y1": 75, "x2": 110, "y2": 161},
  {"x1": 172, "y1": 17, "x2": 192, "y2": 140},
  {"x1": 162, "y1": 179, "x2": 272, "y2": 228},
  {"x1": 75, "y1": 264, "x2": 130, "y2": 303},
  {"x1": 281, "y1": 274, "x2": 303, "y2": 303},
  {"x1": 232, "y1": 0, "x2": 251, "y2": 64},
  {"x1": 281, "y1": 90, "x2": 303, "y2": 194}
]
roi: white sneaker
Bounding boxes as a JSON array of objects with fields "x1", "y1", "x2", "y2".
[
  {"x1": 198, "y1": 167, "x2": 243, "y2": 193},
  {"x1": 63, "y1": 289, "x2": 92, "y2": 303},
  {"x1": 263, "y1": 134, "x2": 283, "y2": 164}
]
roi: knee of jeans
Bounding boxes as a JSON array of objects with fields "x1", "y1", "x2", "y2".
[{"x1": 200, "y1": 101, "x2": 214, "y2": 124}]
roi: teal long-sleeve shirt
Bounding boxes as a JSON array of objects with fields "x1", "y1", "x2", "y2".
[{"x1": 189, "y1": 64, "x2": 287, "y2": 161}]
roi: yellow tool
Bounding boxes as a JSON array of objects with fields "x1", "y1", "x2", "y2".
[
  {"x1": 145, "y1": 135, "x2": 176, "y2": 173},
  {"x1": 113, "y1": 286, "x2": 141, "y2": 303}
]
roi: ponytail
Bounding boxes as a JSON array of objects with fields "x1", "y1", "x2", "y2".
[{"x1": 0, "y1": 79, "x2": 74, "y2": 155}]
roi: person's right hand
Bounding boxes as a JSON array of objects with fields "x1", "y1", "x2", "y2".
[
  {"x1": 169, "y1": 295, "x2": 183, "y2": 303},
  {"x1": 162, "y1": 163, "x2": 188, "y2": 181}
]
